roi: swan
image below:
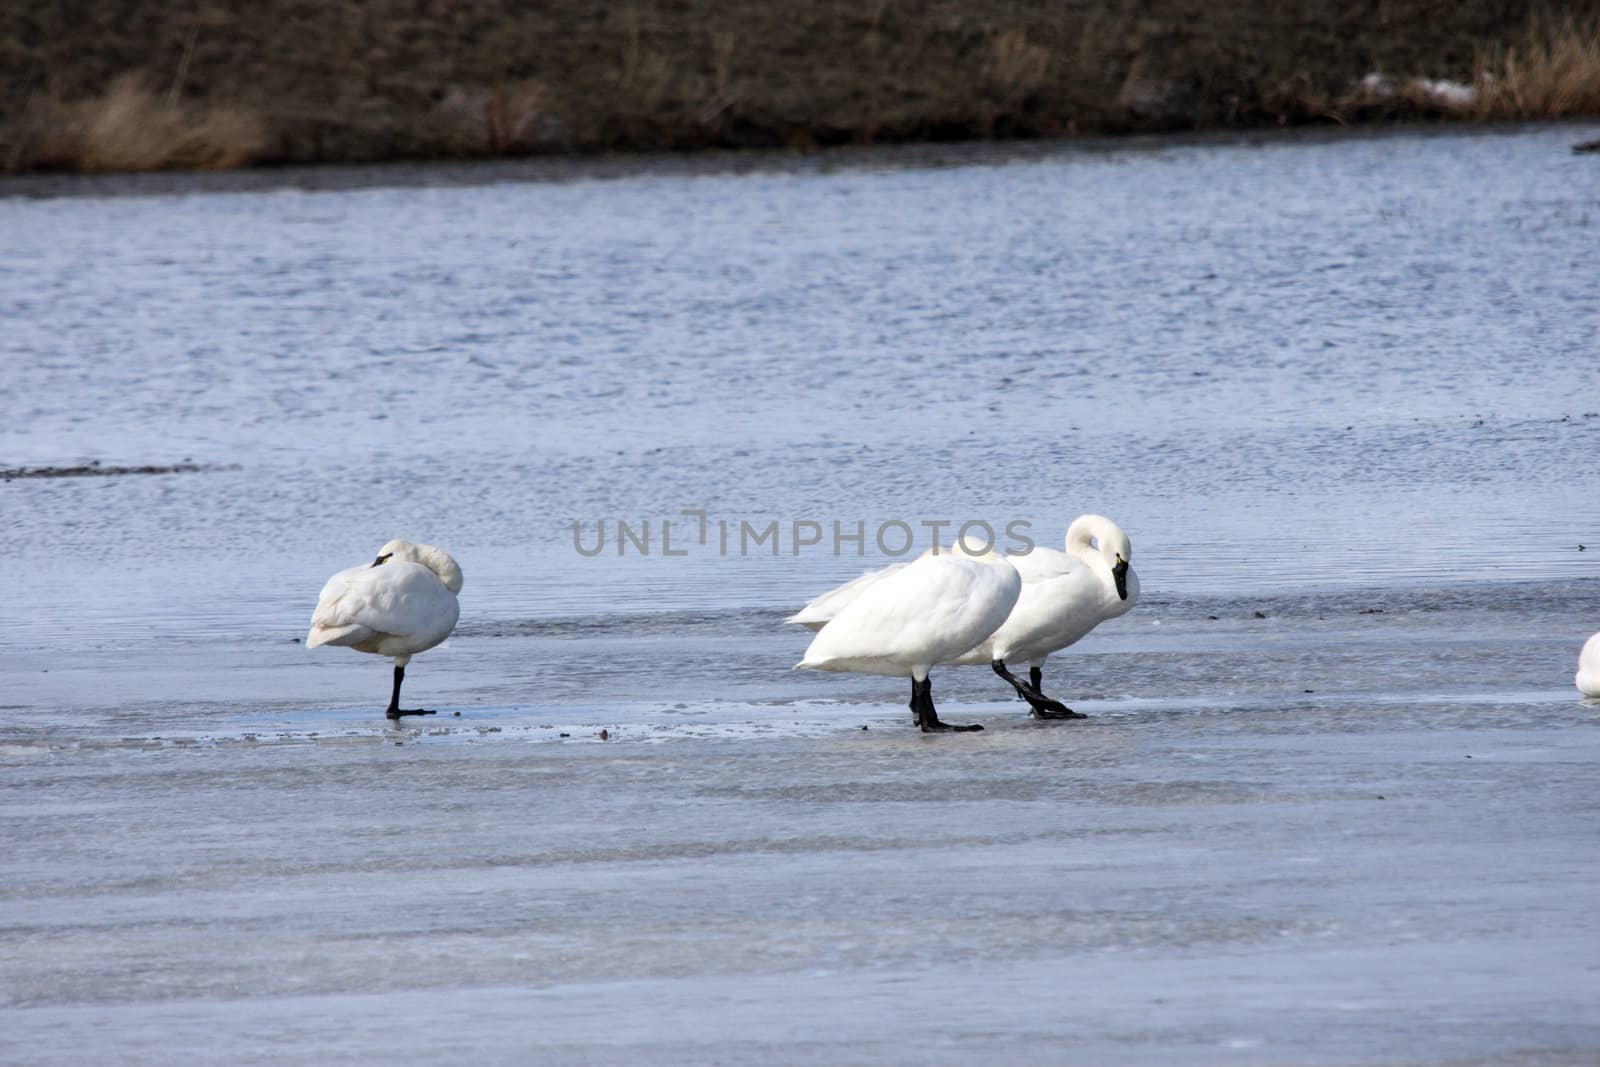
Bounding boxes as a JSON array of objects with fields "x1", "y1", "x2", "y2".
[
  {"x1": 1578, "y1": 633, "x2": 1600, "y2": 698},
  {"x1": 947, "y1": 514, "x2": 1137, "y2": 718},
  {"x1": 306, "y1": 539, "x2": 463, "y2": 718},
  {"x1": 790, "y1": 515, "x2": 1137, "y2": 720},
  {"x1": 794, "y1": 543, "x2": 1020, "y2": 732}
]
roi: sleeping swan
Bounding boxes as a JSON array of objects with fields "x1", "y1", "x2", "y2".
[
  {"x1": 306, "y1": 539, "x2": 463, "y2": 718},
  {"x1": 795, "y1": 543, "x2": 1020, "y2": 732}
]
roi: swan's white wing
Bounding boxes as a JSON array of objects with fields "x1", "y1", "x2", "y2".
[
  {"x1": 305, "y1": 565, "x2": 376, "y2": 648},
  {"x1": 941, "y1": 547, "x2": 1080, "y2": 665},
  {"x1": 1008, "y1": 545, "x2": 1077, "y2": 582},
  {"x1": 799, "y1": 554, "x2": 1019, "y2": 674},
  {"x1": 306, "y1": 561, "x2": 460, "y2": 654},
  {"x1": 786, "y1": 563, "x2": 910, "y2": 630},
  {"x1": 954, "y1": 566, "x2": 1103, "y2": 664}
]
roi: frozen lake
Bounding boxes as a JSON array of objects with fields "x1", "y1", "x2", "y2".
[{"x1": 2, "y1": 123, "x2": 1599, "y2": 1064}]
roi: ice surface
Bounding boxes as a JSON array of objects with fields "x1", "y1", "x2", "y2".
[{"x1": 3, "y1": 691, "x2": 1598, "y2": 1065}]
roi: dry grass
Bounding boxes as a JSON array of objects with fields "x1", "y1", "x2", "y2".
[
  {"x1": 433, "y1": 81, "x2": 553, "y2": 153},
  {"x1": 11, "y1": 74, "x2": 266, "y2": 172},
  {"x1": 983, "y1": 30, "x2": 1052, "y2": 126},
  {"x1": 1472, "y1": 15, "x2": 1600, "y2": 117},
  {"x1": 0, "y1": 2, "x2": 1594, "y2": 173}
]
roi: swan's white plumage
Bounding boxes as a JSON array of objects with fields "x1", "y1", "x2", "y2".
[
  {"x1": 1578, "y1": 632, "x2": 1600, "y2": 698},
  {"x1": 786, "y1": 563, "x2": 909, "y2": 631},
  {"x1": 306, "y1": 539, "x2": 461, "y2": 666},
  {"x1": 796, "y1": 547, "x2": 1020, "y2": 680},
  {"x1": 949, "y1": 515, "x2": 1138, "y2": 667}
]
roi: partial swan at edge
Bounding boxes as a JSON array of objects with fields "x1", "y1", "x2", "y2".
[{"x1": 1578, "y1": 632, "x2": 1600, "y2": 698}]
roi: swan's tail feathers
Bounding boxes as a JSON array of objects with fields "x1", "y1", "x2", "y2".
[
  {"x1": 786, "y1": 564, "x2": 908, "y2": 631},
  {"x1": 305, "y1": 623, "x2": 373, "y2": 650}
]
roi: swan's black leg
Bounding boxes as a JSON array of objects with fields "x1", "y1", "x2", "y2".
[
  {"x1": 991, "y1": 660, "x2": 1084, "y2": 719},
  {"x1": 385, "y1": 664, "x2": 437, "y2": 719},
  {"x1": 914, "y1": 675, "x2": 983, "y2": 733},
  {"x1": 1028, "y1": 664, "x2": 1084, "y2": 719}
]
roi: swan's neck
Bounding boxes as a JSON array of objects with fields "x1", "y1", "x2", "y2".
[
  {"x1": 1064, "y1": 517, "x2": 1128, "y2": 595},
  {"x1": 388, "y1": 541, "x2": 464, "y2": 594},
  {"x1": 1065, "y1": 527, "x2": 1112, "y2": 573},
  {"x1": 422, "y1": 549, "x2": 464, "y2": 594}
]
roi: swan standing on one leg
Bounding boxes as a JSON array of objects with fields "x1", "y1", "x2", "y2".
[
  {"x1": 794, "y1": 546, "x2": 1020, "y2": 732},
  {"x1": 949, "y1": 514, "x2": 1138, "y2": 719},
  {"x1": 1578, "y1": 632, "x2": 1600, "y2": 698},
  {"x1": 306, "y1": 539, "x2": 463, "y2": 718}
]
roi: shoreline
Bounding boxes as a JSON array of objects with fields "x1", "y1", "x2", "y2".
[{"x1": 5, "y1": 117, "x2": 1596, "y2": 202}]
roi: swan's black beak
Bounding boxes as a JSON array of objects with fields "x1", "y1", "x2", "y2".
[
  {"x1": 1112, "y1": 555, "x2": 1129, "y2": 600},
  {"x1": 371, "y1": 552, "x2": 394, "y2": 568}
]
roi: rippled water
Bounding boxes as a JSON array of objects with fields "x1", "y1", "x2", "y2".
[{"x1": 2, "y1": 125, "x2": 1599, "y2": 1064}]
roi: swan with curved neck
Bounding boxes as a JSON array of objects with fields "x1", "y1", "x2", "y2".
[
  {"x1": 306, "y1": 539, "x2": 463, "y2": 718},
  {"x1": 795, "y1": 543, "x2": 1021, "y2": 732},
  {"x1": 946, "y1": 514, "x2": 1138, "y2": 717}
]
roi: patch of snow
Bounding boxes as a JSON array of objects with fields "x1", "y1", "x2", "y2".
[{"x1": 1356, "y1": 72, "x2": 1476, "y2": 108}]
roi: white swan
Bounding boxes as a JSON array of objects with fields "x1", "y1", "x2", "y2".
[
  {"x1": 790, "y1": 515, "x2": 1138, "y2": 720},
  {"x1": 1578, "y1": 633, "x2": 1600, "y2": 698},
  {"x1": 948, "y1": 514, "x2": 1138, "y2": 718},
  {"x1": 794, "y1": 544, "x2": 1020, "y2": 732},
  {"x1": 306, "y1": 539, "x2": 463, "y2": 718}
]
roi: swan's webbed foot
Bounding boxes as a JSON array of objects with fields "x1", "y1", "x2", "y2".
[
  {"x1": 920, "y1": 718, "x2": 985, "y2": 733},
  {"x1": 993, "y1": 660, "x2": 1086, "y2": 720},
  {"x1": 386, "y1": 708, "x2": 437, "y2": 719},
  {"x1": 1029, "y1": 701, "x2": 1085, "y2": 720},
  {"x1": 910, "y1": 676, "x2": 984, "y2": 733}
]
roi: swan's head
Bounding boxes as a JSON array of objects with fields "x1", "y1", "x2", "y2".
[
  {"x1": 1066, "y1": 515, "x2": 1134, "y2": 601},
  {"x1": 372, "y1": 538, "x2": 465, "y2": 594}
]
